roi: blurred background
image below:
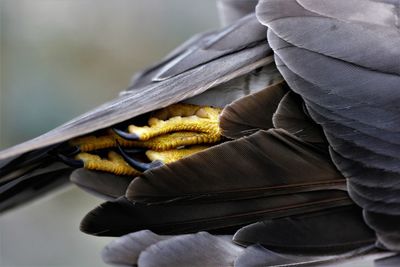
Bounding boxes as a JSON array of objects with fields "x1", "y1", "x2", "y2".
[{"x1": 0, "y1": 1, "x2": 218, "y2": 266}]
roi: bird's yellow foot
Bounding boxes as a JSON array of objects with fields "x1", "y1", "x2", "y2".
[
  {"x1": 114, "y1": 103, "x2": 222, "y2": 142},
  {"x1": 76, "y1": 151, "x2": 141, "y2": 176},
  {"x1": 59, "y1": 143, "x2": 210, "y2": 175},
  {"x1": 70, "y1": 104, "x2": 222, "y2": 152},
  {"x1": 63, "y1": 103, "x2": 221, "y2": 175},
  {"x1": 70, "y1": 130, "x2": 219, "y2": 152},
  {"x1": 117, "y1": 144, "x2": 209, "y2": 172}
]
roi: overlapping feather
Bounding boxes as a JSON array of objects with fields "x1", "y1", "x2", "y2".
[
  {"x1": 233, "y1": 206, "x2": 375, "y2": 253},
  {"x1": 256, "y1": 0, "x2": 400, "y2": 250},
  {"x1": 80, "y1": 190, "x2": 352, "y2": 237},
  {"x1": 100, "y1": 207, "x2": 378, "y2": 267},
  {"x1": 126, "y1": 129, "x2": 346, "y2": 204}
]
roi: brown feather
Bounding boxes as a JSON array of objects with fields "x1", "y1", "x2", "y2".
[
  {"x1": 80, "y1": 191, "x2": 352, "y2": 237},
  {"x1": 273, "y1": 91, "x2": 326, "y2": 144},
  {"x1": 219, "y1": 80, "x2": 288, "y2": 139},
  {"x1": 126, "y1": 129, "x2": 345, "y2": 204},
  {"x1": 70, "y1": 168, "x2": 134, "y2": 200}
]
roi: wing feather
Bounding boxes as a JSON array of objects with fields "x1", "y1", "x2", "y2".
[{"x1": 126, "y1": 129, "x2": 345, "y2": 204}]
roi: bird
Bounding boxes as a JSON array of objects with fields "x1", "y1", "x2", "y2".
[{"x1": 0, "y1": 0, "x2": 399, "y2": 266}]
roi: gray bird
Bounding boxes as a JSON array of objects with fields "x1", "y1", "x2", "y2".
[{"x1": 0, "y1": 0, "x2": 398, "y2": 266}]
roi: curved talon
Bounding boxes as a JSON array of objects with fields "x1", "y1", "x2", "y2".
[
  {"x1": 112, "y1": 128, "x2": 140, "y2": 140},
  {"x1": 113, "y1": 140, "x2": 145, "y2": 154},
  {"x1": 57, "y1": 153, "x2": 84, "y2": 168},
  {"x1": 117, "y1": 144, "x2": 163, "y2": 172},
  {"x1": 121, "y1": 147, "x2": 147, "y2": 154},
  {"x1": 56, "y1": 145, "x2": 81, "y2": 157}
]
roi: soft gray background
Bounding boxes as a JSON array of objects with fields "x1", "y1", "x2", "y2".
[
  {"x1": 0, "y1": 1, "x2": 389, "y2": 266},
  {"x1": 0, "y1": 1, "x2": 218, "y2": 266}
]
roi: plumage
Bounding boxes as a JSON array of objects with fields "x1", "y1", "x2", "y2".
[
  {"x1": 272, "y1": 91, "x2": 325, "y2": 144},
  {"x1": 374, "y1": 254, "x2": 400, "y2": 267},
  {"x1": 234, "y1": 245, "x2": 301, "y2": 267},
  {"x1": 80, "y1": 190, "x2": 352, "y2": 237},
  {"x1": 331, "y1": 152, "x2": 400, "y2": 190},
  {"x1": 101, "y1": 230, "x2": 167, "y2": 266},
  {"x1": 70, "y1": 168, "x2": 133, "y2": 200},
  {"x1": 137, "y1": 232, "x2": 242, "y2": 267},
  {"x1": 323, "y1": 133, "x2": 400, "y2": 173},
  {"x1": 268, "y1": 31, "x2": 400, "y2": 130},
  {"x1": 126, "y1": 129, "x2": 346, "y2": 204},
  {"x1": 0, "y1": 162, "x2": 71, "y2": 213},
  {"x1": 257, "y1": 0, "x2": 400, "y2": 251},
  {"x1": 257, "y1": 0, "x2": 400, "y2": 75},
  {"x1": 348, "y1": 181, "x2": 400, "y2": 204},
  {"x1": 234, "y1": 244, "x2": 377, "y2": 267},
  {"x1": 273, "y1": 56, "x2": 400, "y2": 164},
  {"x1": 102, "y1": 231, "x2": 379, "y2": 267},
  {"x1": 219, "y1": 80, "x2": 288, "y2": 139},
  {"x1": 153, "y1": 14, "x2": 267, "y2": 82},
  {"x1": 233, "y1": 206, "x2": 375, "y2": 254},
  {"x1": 183, "y1": 62, "x2": 283, "y2": 108}
]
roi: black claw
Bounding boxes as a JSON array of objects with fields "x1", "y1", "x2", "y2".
[
  {"x1": 57, "y1": 153, "x2": 84, "y2": 168},
  {"x1": 117, "y1": 144, "x2": 163, "y2": 172},
  {"x1": 114, "y1": 140, "x2": 146, "y2": 154},
  {"x1": 50, "y1": 145, "x2": 80, "y2": 157},
  {"x1": 65, "y1": 146, "x2": 81, "y2": 156},
  {"x1": 112, "y1": 128, "x2": 140, "y2": 140},
  {"x1": 121, "y1": 147, "x2": 147, "y2": 154}
]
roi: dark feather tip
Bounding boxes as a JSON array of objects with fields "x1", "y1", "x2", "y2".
[
  {"x1": 113, "y1": 128, "x2": 140, "y2": 140},
  {"x1": 117, "y1": 143, "x2": 163, "y2": 172}
]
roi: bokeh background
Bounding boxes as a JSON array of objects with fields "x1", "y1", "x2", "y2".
[{"x1": 0, "y1": 1, "x2": 218, "y2": 266}]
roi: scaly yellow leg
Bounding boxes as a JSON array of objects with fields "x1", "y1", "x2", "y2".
[
  {"x1": 75, "y1": 151, "x2": 141, "y2": 176},
  {"x1": 70, "y1": 130, "x2": 220, "y2": 152},
  {"x1": 127, "y1": 104, "x2": 222, "y2": 141}
]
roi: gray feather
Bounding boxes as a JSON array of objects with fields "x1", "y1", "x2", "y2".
[
  {"x1": 234, "y1": 244, "x2": 377, "y2": 267},
  {"x1": 256, "y1": 0, "x2": 400, "y2": 251},
  {"x1": 374, "y1": 254, "x2": 400, "y2": 267},
  {"x1": 261, "y1": 0, "x2": 400, "y2": 75},
  {"x1": 152, "y1": 14, "x2": 268, "y2": 81},
  {"x1": 272, "y1": 91, "x2": 325, "y2": 144},
  {"x1": 101, "y1": 230, "x2": 166, "y2": 266},
  {"x1": 184, "y1": 62, "x2": 282, "y2": 108},
  {"x1": 137, "y1": 232, "x2": 243, "y2": 267}
]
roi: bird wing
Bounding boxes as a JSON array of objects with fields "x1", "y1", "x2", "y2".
[
  {"x1": 0, "y1": 14, "x2": 272, "y2": 162},
  {"x1": 126, "y1": 129, "x2": 346, "y2": 204},
  {"x1": 80, "y1": 191, "x2": 352, "y2": 237},
  {"x1": 256, "y1": 0, "x2": 400, "y2": 250}
]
